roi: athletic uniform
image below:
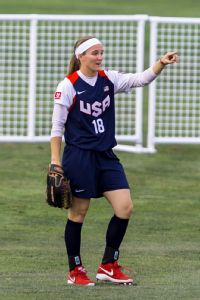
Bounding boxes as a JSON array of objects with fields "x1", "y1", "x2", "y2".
[
  {"x1": 52, "y1": 68, "x2": 157, "y2": 198},
  {"x1": 50, "y1": 37, "x2": 176, "y2": 286}
]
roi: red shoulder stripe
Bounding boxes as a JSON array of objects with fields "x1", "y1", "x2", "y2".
[
  {"x1": 98, "y1": 69, "x2": 108, "y2": 79},
  {"x1": 67, "y1": 71, "x2": 79, "y2": 85},
  {"x1": 66, "y1": 71, "x2": 79, "y2": 112}
]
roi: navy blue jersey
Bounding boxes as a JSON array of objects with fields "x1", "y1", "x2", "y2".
[{"x1": 65, "y1": 70, "x2": 116, "y2": 151}]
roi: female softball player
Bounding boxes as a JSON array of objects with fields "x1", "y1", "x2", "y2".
[{"x1": 50, "y1": 36, "x2": 178, "y2": 286}]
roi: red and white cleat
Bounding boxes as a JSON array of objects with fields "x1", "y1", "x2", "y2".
[
  {"x1": 67, "y1": 266, "x2": 95, "y2": 286},
  {"x1": 96, "y1": 261, "x2": 134, "y2": 285}
]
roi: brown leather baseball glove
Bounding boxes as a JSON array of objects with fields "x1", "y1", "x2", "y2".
[{"x1": 46, "y1": 164, "x2": 72, "y2": 209}]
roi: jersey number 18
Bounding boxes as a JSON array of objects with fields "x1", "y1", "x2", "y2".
[{"x1": 92, "y1": 118, "x2": 105, "y2": 134}]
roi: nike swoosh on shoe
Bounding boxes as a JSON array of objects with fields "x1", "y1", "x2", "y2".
[
  {"x1": 68, "y1": 276, "x2": 76, "y2": 283},
  {"x1": 99, "y1": 266, "x2": 114, "y2": 276}
]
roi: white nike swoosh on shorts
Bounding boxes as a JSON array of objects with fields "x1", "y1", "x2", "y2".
[{"x1": 75, "y1": 189, "x2": 85, "y2": 193}]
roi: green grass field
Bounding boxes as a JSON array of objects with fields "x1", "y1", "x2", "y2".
[
  {"x1": 0, "y1": 143, "x2": 199, "y2": 300},
  {"x1": 0, "y1": 1, "x2": 200, "y2": 299}
]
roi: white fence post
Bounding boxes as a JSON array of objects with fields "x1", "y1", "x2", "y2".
[
  {"x1": 147, "y1": 20, "x2": 157, "y2": 152},
  {"x1": 135, "y1": 19, "x2": 145, "y2": 148},
  {"x1": 28, "y1": 15, "x2": 38, "y2": 139}
]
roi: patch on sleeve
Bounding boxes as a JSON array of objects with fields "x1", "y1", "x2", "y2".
[{"x1": 54, "y1": 92, "x2": 62, "y2": 100}]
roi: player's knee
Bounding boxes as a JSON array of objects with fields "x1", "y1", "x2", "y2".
[
  {"x1": 126, "y1": 201, "x2": 134, "y2": 217},
  {"x1": 118, "y1": 201, "x2": 133, "y2": 219},
  {"x1": 79, "y1": 206, "x2": 89, "y2": 219},
  {"x1": 68, "y1": 206, "x2": 89, "y2": 223}
]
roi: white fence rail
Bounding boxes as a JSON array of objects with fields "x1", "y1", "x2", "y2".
[{"x1": 0, "y1": 14, "x2": 200, "y2": 152}]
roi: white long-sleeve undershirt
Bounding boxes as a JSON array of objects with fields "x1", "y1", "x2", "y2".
[{"x1": 51, "y1": 103, "x2": 68, "y2": 138}]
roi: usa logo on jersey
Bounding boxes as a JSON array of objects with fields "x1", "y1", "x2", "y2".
[{"x1": 80, "y1": 95, "x2": 110, "y2": 117}]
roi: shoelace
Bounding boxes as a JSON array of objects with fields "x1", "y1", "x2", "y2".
[{"x1": 76, "y1": 267, "x2": 91, "y2": 281}]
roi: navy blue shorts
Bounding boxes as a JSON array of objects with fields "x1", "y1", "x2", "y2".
[{"x1": 62, "y1": 145, "x2": 129, "y2": 199}]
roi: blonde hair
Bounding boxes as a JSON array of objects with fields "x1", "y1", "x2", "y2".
[{"x1": 67, "y1": 36, "x2": 95, "y2": 75}]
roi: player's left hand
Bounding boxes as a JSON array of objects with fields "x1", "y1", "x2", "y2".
[{"x1": 160, "y1": 51, "x2": 179, "y2": 65}]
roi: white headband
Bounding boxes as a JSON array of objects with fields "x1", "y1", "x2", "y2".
[{"x1": 75, "y1": 38, "x2": 102, "y2": 59}]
